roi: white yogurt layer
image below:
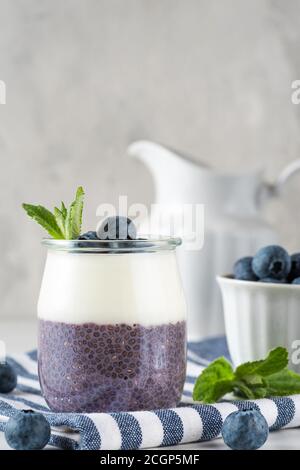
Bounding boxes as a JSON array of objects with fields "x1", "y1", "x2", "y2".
[{"x1": 38, "y1": 250, "x2": 187, "y2": 326}]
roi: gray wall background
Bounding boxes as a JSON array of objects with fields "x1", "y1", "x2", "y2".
[{"x1": 1, "y1": 0, "x2": 300, "y2": 319}]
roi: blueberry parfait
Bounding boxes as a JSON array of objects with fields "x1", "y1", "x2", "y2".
[{"x1": 23, "y1": 188, "x2": 187, "y2": 412}]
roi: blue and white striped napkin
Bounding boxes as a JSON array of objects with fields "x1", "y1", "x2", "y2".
[{"x1": 0, "y1": 337, "x2": 300, "y2": 450}]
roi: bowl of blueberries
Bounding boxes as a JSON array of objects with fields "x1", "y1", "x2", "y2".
[{"x1": 217, "y1": 245, "x2": 300, "y2": 373}]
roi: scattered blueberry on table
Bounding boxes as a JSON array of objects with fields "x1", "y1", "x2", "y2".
[
  {"x1": 0, "y1": 361, "x2": 51, "y2": 450},
  {"x1": 5, "y1": 410, "x2": 51, "y2": 450},
  {"x1": 0, "y1": 362, "x2": 17, "y2": 393},
  {"x1": 233, "y1": 245, "x2": 300, "y2": 285},
  {"x1": 221, "y1": 409, "x2": 269, "y2": 450}
]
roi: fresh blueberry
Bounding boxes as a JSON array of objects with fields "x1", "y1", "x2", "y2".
[
  {"x1": 78, "y1": 231, "x2": 98, "y2": 240},
  {"x1": 260, "y1": 277, "x2": 286, "y2": 284},
  {"x1": 252, "y1": 245, "x2": 291, "y2": 280},
  {"x1": 222, "y1": 408, "x2": 269, "y2": 450},
  {"x1": 233, "y1": 257, "x2": 258, "y2": 281},
  {"x1": 292, "y1": 277, "x2": 300, "y2": 285},
  {"x1": 289, "y1": 253, "x2": 300, "y2": 281},
  {"x1": 5, "y1": 410, "x2": 51, "y2": 450},
  {"x1": 97, "y1": 216, "x2": 137, "y2": 240},
  {"x1": 0, "y1": 362, "x2": 17, "y2": 393}
]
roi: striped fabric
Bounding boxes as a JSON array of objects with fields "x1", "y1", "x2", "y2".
[{"x1": 0, "y1": 337, "x2": 300, "y2": 450}]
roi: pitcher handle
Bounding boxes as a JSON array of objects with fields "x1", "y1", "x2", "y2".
[{"x1": 273, "y1": 160, "x2": 300, "y2": 195}]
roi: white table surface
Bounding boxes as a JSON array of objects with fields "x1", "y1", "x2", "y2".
[{"x1": 0, "y1": 320, "x2": 299, "y2": 451}]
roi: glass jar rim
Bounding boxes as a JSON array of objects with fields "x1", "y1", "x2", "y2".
[{"x1": 42, "y1": 236, "x2": 182, "y2": 253}]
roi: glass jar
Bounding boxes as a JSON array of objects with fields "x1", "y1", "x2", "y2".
[{"x1": 37, "y1": 238, "x2": 187, "y2": 413}]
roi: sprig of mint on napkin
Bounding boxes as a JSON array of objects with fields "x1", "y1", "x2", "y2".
[
  {"x1": 193, "y1": 347, "x2": 300, "y2": 403},
  {"x1": 22, "y1": 186, "x2": 84, "y2": 240}
]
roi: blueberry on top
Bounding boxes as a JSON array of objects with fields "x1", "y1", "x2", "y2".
[
  {"x1": 252, "y1": 245, "x2": 291, "y2": 280},
  {"x1": 292, "y1": 277, "x2": 300, "y2": 285},
  {"x1": 289, "y1": 253, "x2": 300, "y2": 281},
  {"x1": 97, "y1": 216, "x2": 137, "y2": 240},
  {"x1": 78, "y1": 231, "x2": 98, "y2": 240},
  {"x1": 233, "y1": 257, "x2": 257, "y2": 281},
  {"x1": 5, "y1": 409, "x2": 51, "y2": 450},
  {"x1": 221, "y1": 408, "x2": 269, "y2": 450},
  {"x1": 0, "y1": 362, "x2": 17, "y2": 393}
]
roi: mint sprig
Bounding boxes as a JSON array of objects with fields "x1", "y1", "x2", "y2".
[
  {"x1": 22, "y1": 204, "x2": 64, "y2": 240},
  {"x1": 22, "y1": 186, "x2": 85, "y2": 240},
  {"x1": 192, "y1": 347, "x2": 300, "y2": 403},
  {"x1": 235, "y1": 347, "x2": 288, "y2": 378}
]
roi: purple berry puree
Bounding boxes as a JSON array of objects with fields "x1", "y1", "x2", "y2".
[{"x1": 38, "y1": 319, "x2": 186, "y2": 413}]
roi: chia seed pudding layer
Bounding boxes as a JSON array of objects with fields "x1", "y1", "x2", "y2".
[{"x1": 38, "y1": 319, "x2": 186, "y2": 413}]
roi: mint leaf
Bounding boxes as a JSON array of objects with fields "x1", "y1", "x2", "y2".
[
  {"x1": 233, "y1": 380, "x2": 257, "y2": 399},
  {"x1": 60, "y1": 201, "x2": 67, "y2": 219},
  {"x1": 265, "y1": 368, "x2": 300, "y2": 396},
  {"x1": 243, "y1": 374, "x2": 265, "y2": 386},
  {"x1": 233, "y1": 347, "x2": 289, "y2": 400},
  {"x1": 235, "y1": 347, "x2": 288, "y2": 378},
  {"x1": 233, "y1": 377, "x2": 268, "y2": 399},
  {"x1": 22, "y1": 204, "x2": 63, "y2": 239},
  {"x1": 192, "y1": 357, "x2": 235, "y2": 403},
  {"x1": 65, "y1": 187, "x2": 84, "y2": 239},
  {"x1": 65, "y1": 207, "x2": 73, "y2": 239},
  {"x1": 54, "y1": 207, "x2": 66, "y2": 238},
  {"x1": 54, "y1": 201, "x2": 68, "y2": 238},
  {"x1": 251, "y1": 387, "x2": 268, "y2": 398},
  {"x1": 71, "y1": 186, "x2": 84, "y2": 236}
]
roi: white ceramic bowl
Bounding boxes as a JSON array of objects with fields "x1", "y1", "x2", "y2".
[{"x1": 217, "y1": 275, "x2": 300, "y2": 373}]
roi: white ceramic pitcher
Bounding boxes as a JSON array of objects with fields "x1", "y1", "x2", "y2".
[{"x1": 127, "y1": 140, "x2": 300, "y2": 341}]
